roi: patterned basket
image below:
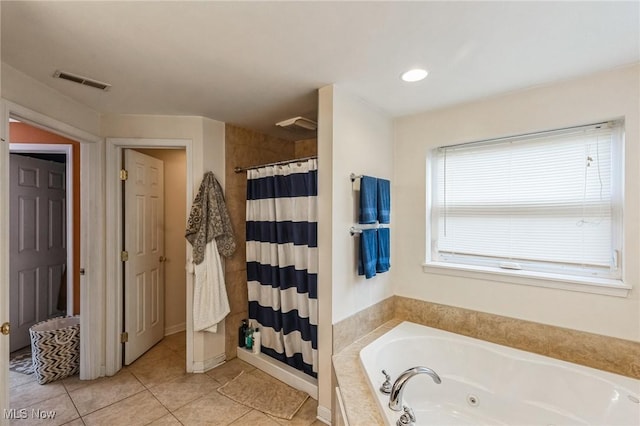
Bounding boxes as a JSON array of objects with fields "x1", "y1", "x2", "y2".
[{"x1": 29, "y1": 316, "x2": 80, "y2": 385}]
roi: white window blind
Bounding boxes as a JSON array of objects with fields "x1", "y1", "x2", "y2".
[{"x1": 431, "y1": 121, "x2": 623, "y2": 280}]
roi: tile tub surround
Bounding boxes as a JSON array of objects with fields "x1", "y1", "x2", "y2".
[
  {"x1": 333, "y1": 296, "x2": 640, "y2": 380},
  {"x1": 332, "y1": 296, "x2": 396, "y2": 354},
  {"x1": 332, "y1": 320, "x2": 403, "y2": 426},
  {"x1": 394, "y1": 296, "x2": 640, "y2": 380}
]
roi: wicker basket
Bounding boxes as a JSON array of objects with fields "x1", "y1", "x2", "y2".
[{"x1": 29, "y1": 316, "x2": 80, "y2": 385}]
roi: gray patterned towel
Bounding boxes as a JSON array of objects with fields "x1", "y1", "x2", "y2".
[{"x1": 186, "y1": 172, "x2": 236, "y2": 263}]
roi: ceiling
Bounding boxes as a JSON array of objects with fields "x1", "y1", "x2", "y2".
[{"x1": 2, "y1": 1, "x2": 639, "y2": 140}]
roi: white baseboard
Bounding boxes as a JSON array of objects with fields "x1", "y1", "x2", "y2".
[
  {"x1": 164, "y1": 322, "x2": 186, "y2": 336},
  {"x1": 192, "y1": 353, "x2": 225, "y2": 373},
  {"x1": 316, "y1": 405, "x2": 332, "y2": 424}
]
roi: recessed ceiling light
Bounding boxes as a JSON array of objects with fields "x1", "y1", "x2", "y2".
[{"x1": 401, "y1": 68, "x2": 428, "y2": 82}]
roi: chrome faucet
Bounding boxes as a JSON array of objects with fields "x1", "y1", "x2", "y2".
[{"x1": 389, "y1": 366, "x2": 442, "y2": 411}]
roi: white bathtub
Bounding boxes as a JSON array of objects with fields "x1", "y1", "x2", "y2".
[{"x1": 359, "y1": 322, "x2": 640, "y2": 426}]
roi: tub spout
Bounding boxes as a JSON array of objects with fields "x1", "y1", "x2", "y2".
[{"x1": 389, "y1": 366, "x2": 442, "y2": 411}]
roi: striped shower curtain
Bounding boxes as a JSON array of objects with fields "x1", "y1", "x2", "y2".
[{"x1": 246, "y1": 159, "x2": 318, "y2": 377}]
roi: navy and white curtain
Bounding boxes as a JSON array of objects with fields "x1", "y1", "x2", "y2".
[{"x1": 246, "y1": 159, "x2": 318, "y2": 377}]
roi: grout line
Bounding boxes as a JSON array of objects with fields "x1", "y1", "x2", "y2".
[{"x1": 64, "y1": 377, "x2": 83, "y2": 425}]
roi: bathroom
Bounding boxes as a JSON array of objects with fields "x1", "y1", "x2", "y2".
[{"x1": 2, "y1": 2, "x2": 640, "y2": 425}]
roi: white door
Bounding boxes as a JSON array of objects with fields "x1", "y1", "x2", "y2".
[
  {"x1": 9, "y1": 154, "x2": 67, "y2": 352},
  {"x1": 123, "y1": 150, "x2": 165, "y2": 365}
]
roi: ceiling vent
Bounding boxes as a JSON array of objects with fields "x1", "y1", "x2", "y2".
[
  {"x1": 276, "y1": 116, "x2": 317, "y2": 131},
  {"x1": 53, "y1": 70, "x2": 111, "y2": 91}
]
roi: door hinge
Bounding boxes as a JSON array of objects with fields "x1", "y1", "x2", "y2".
[
  {"x1": 121, "y1": 251, "x2": 129, "y2": 262},
  {"x1": 119, "y1": 169, "x2": 128, "y2": 181},
  {"x1": 120, "y1": 332, "x2": 129, "y2": 343}
]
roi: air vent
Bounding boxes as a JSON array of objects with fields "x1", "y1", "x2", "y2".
[{"x1": 53, "y1": 70, "x2": 111, "y2": 91}]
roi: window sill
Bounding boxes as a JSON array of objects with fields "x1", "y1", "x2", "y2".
[{"x1": 422, "y1": 262, "x2": 631, "y2": 297}]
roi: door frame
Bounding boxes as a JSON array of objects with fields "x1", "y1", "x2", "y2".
[
  {"x1": 1, "y1": 101, "x2": 103, "y2": 423},
  {"x1": 105, "y1": 138, "x2": 193, "y2": 375},
  {"x1": 8, "y1": 143, "x2": 74, "y2": 318}
]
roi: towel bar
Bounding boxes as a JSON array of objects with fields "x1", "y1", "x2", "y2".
[
  {"x1": 350, "y1": 173, "x2": 364, "y2": 182},
  {"x1": 350, "y1": 225, "x2": 390, "y2": 236}
]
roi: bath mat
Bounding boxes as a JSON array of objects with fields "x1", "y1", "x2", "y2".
[
  {"x1": 10, "y1": 348, "x2": 33, "y2": 375},
  {"x1": 217, "y1": 370, "x2": 309, "y2": 420}
]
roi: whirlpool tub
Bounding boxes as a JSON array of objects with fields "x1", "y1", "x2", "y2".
[{"x1": 359, "y1": 322, "x2": 640, "y2": 425}]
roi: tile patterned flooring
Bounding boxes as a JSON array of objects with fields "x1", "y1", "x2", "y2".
[{"x1": 8, "y1": 332, "x2": 323, "y2": 426}]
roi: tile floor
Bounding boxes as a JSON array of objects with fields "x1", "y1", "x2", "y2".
[{"x1": 8, "y1": 332, "x2": 323, "y2": 426}]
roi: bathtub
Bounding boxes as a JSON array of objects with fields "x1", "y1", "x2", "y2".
[{"x1": 359, "y1": 322, "x2": 640, "y2": 426}]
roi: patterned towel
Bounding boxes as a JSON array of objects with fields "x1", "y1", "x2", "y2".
[{"x1": 186, "y1": 172, "x2": 236, "y2": 263}]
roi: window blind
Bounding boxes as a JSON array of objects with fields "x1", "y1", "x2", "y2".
[{"x1": 432, "y1": 121, "x2": 623, "y2": 279}]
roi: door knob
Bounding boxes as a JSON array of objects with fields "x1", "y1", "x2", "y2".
[
  {"x1": 159, "y1": 256, "x2": 166, "y2": 263},
  {"x1": 1, "y1": 322, "x2": 10, "y2": 336}
]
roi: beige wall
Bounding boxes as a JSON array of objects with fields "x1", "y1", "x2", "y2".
[
  {"x1": 223, "y1": 124, "x2": 300, "y2": 359},
  {"x1": 136, "y1": 149, "x2": 187, "y2": 335},
  {"x1": 394, "y1": 64, "x2": 640, "y2": 342}
]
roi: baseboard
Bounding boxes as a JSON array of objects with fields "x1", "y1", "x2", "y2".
[
  {"x1": 192, "y1": 353, "x2": 225, "y2": 373},
  {"x1": 316, "y1": 405, "x2": 331, "y2": 424},
  {"x1": 164, "y1": 322, "x2": 186, "y2": 336}
]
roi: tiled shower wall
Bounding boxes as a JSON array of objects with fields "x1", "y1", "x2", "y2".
[{"x1": 223, "y1": 124, "x2": 317, "y2": 359}]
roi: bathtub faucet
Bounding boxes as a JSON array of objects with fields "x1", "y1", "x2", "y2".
[{"x1": 389, "y1": 366, "x2": 442, "y2": 411}]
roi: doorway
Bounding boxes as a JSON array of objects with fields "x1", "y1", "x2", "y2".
[
  {"x1": 7, "y1": 121, "x2": 78, "y2": 361},
  {"x1": 105, "y1": 139, "x2": 192, "y2": 375}
]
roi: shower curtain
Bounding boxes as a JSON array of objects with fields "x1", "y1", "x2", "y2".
[{"x1": 246, "y1": 159, "x2": 318, "y2": 377}]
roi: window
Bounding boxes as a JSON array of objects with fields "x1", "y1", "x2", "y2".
[{"x1": 427, "y1": 121, "x2": 625, "y2": 290}]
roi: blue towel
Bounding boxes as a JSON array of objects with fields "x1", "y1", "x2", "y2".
[
  {"x1": 357, "y1": 229, "x2": 378, "y2": 279},
  {"x1": 377, "y1": 178, "x2": 390, "y2": 224},
  {"x1": 359, "y1": 176, "x2": 378, "y2": 224},
  {"x1": 376, "y1": 227, "x2": 390, "y2": 273}
]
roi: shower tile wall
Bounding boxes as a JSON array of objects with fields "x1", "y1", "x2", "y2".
[{"x1": 223, "y1": 124, "x2": 317, "y2": 359}]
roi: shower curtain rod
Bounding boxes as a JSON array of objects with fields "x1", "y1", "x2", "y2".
[{"x1": 234, "y1": 155, "x2": 317, "y2": 173}]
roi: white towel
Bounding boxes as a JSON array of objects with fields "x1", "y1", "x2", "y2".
[{"x1": 190, "y1": 238, "x2": 230, "y2": 333}]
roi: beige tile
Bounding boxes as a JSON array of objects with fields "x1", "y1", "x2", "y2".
[
  {"x1": 128, "y1": 351, "x2": 186, "y2": 388},
  {"x1": 10, "y1": 380, "x2": 66, "y2": 409},
  {"x1": 172, "y1": 393, "x2": 251, "y2": 426},
  {"x1": 147, "y1": 414, "x2": 182, "y2": 425},
  {"x1": 205, "y1": 358, "x2": 254, "y2": 385},
  {"x1": 10, "y1": 393, "x2": 80, "y2": 426},
  {"x1": 69, "y1": 371, "x2": 145, "y2": 416},
  {"x1": 230, "y1": 410, "x2": 280, "y2": 426},
  {"x1": 9, "y1": 370, "x2": 36, "y2": 390},
  {"x1": 269, "y1": 397, "x2": 318, "y2": 426},
  {"x1": 82, "y1": 390, "x2": 168, "y2": 426},
  {"x1": 131, "y1": 344, "x2": 177, "y2": 367},
  {"x1": 61, "y1": 375, "x2": 90, "y2": 393},
  {"x1": 61, "y1": 419, "x2": 85, "y2": 426},
  {"x1": 333, "y1": 296, "x2": 395, "y2": 354},
  {"x1": 148, "y1": 373, "x2": 220, "y2": 412},
  {"x1": 158, "y1": 332, "x2": 186, "y2": 353}
]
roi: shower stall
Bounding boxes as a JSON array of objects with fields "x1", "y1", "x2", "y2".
[{"x1": 225, "y1": 122, "x2": 318, "y2": 398}]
